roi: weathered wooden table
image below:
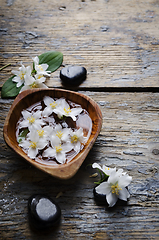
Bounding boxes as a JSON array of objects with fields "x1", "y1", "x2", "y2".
[{"x1": 0, "y1": 0, "x2": 159, "y2": 239}]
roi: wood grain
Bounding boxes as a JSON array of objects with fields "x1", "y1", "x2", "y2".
[
  {"x1": 0, "y1": 92, "x2": 159, "y2": 239},
  {"x1": 0, "y1": 0, "x2": 159, "y2": 239},
  {"x1": 0, "y1": 0, "x2": 159, "y2": 89}
]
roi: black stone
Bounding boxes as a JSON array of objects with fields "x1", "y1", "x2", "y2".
[
  {"x1": 93, "y1": 186, "x2": 107, "y2": 205},
  {"x1": 60, "y1": 65, "x2": 87, "y2": 87},
  {"x1": 28, "y1": 194, "x2": 61, "y2": 230}
]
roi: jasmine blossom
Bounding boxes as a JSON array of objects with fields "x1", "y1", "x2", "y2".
[
  {"x1": 53, "y1": 98, "x2": 83, "y2": 121},
  {"x1": 19, "y1": 130, "x2": 48, "y2": 159},
  {"x1": 52, "y1": 124, "x2": 71, "y2": 142},
  {"x1": 43, "y1": 136, "x2": 73, "y2": 164},
  {"x1": 42, "y1": 96, "x2": 63, "y2": 117},
  {"x1": 33, "y1": 56, "x2": 51, "y2": 76},
  {"x1": 12, "y1": 62, "x2": 32, "y2": 87},
  {"x1": 16, "y1": 96, "x2": 91, "y2": 165},
  {"x1": 70, "y1": 128, "x2": 87, "y2": 153},
  {"x1": 19, "y1": 110, "x2": 45, "y2": 131},
  {"x1": 92, "y1": 163, "x2": 116, "y2": 176},
  {"x1": 95, "y1": 168, "x2": 132, "y2": 207}
]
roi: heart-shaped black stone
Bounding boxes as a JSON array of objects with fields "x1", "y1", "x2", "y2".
[
  {"x1": 60, "y1": 65, "x2": 87, "y2": 87},
  {"x1": 28, "y1": 194, "x2": 61, "y2": 230}
]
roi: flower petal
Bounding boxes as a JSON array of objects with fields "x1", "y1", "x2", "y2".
[
  {"x1": 92, "y1": 163, "x2": 103, "y2": 172},
  {"x1": 33, "y1": 56, "x2": 39, "y2": 65},
  {"x1": 107, "y1": 170, "x2": 119, "y2": 184},
  {"x1": 106, "y1": 192, "x2": 118, "y2": 207},
  {"x1": 19, "y1": 119, "x2": 30, "y2": 129},
  {"x1": 19, "y1": 139, "x2": 30, "y2": 149},
  {"x1": 28, "y1": 147, "x2": 38, "y2": 159},
  {"x1": 42, "y1": 107, "x2": 52, "y2": 117},
  {"x1": 119, "y1": 187, "x2": 130, "y2": 201},
  {"x1": 71, "y1": 107, "x2": 83, "y2": 116},
  {"x1": 43, "y1": 147, "x2": 55, "y2": 158},
  {"x1": 43, "y1": 96, "x2": 54, "y2": 106},
  {"x1": 62, "y1": 143, "x2": 73, "y2": 153},
  {"x1": 37, "y1": 140, "x2": 48, "y2": 150},
  {"x1": 22, "y1": 110, "x2": 31, "y2": 119},
  {"x1": 33, "y1": 110, "x2": 42, "y2": 119},
  {"x1": 20, "y1": 85, "x2": 31, "y2": 93},
  {"x1": 50, "y1": 135, "x2": 61, "y2": 148},
  {"x1": 36, "y1": 83, "x2": 48, "y2": 89},
  {"x1": 24, "y1": 74, "x2": 35, "y2": 85},
  {"x1": 40, "y1": 63, "x2": 49, "y2": 71},
  {"x1": 118, "y1": 175, "x2": 132, "y2": 188},
  {"x1": 95, "y1": 182, "x2": 111, "y2": 195},
  {"x1": 74, "y1": 141, "x2": 81, "y2": 153},
  {"x1": 56, "y1": 152, "x2": 66, "y2": 164}
]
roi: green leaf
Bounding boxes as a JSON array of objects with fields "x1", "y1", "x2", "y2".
[
  {"x1": 38, "y1": 51, "x2": 63, "y2": 73},
  {"x1": 1, "y1": 76, "x2": 23, "y2": 99},
  {"x1": 94, "y1": 168, "x2": 109, "y2": 185},
  {"x1": 18, "y1": 128, "x2": 29, "y2": 143},
  {"x1": 1, "y1": 51, "x2": 63, "y2": 99}
]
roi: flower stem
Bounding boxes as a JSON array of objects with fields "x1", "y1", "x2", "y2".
[{"x1": 0, "y1": 63, "x2": 11, "y2": 71}]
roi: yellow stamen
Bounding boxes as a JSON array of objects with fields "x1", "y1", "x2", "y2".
[
  {"x1": 71, "y1": 135, "x2": 78, "y2": 143},
  {"x1": 50, "y1": 102, "x2": 57, "y2": 108},
  {"x1": 64, "y1": 107, "x2": 71, "y2": 114},
  {"x1": 111, "y1": 183, "x2": 122, "y2": 195},
  {"x1": 30, "y1": 141, "x2": 37, "y2": 148},
  {"x1": 37, "y1": 75, "x2": 43, "y2": 79},
  {"x1": 56, "y1": 131, "x2": 63, "y2": 139},
  {"x1": 37, "y1": 129, "x2": 44, "y2": 137},
  {"x1": 19, "y1": 72, "x2": 25, "y2": 80},
  {"x1": 55, "y1": 145, "x2": 62, "y2": 153},
  {"x1": 31, "y1": 82, "x2": 38, "y2": 89},
  {"x1": 27, "y1": 116, "x2": 35, "y2": 123},
  {"x1": 38, "y1": 65, "x2": 44, "y2": 71}
]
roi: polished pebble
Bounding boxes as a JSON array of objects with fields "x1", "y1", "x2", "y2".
[
  {"x1": 28, "y1": 194, "x2": 61, "y2": 230},
  {"x1": 60, "y1": 65, "x2": 87, "y2": 87},
  {"x1": 93, "y1": 187, "x2": 107, "y2": 205}
]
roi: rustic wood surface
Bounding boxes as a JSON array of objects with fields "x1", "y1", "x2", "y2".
[{"x1": 0, "y1": 0, "x2": 159, "y2": 239}]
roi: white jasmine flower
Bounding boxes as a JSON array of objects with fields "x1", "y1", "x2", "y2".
[
  {"x1": 52, "y1": 124, "x2": 71, "y2": 142},
  {"x1": 92, "y1": 163, "x2": 116, "y2": 176},
  {"x1": 20, "y1": 73, "x2": 48, "y2": 92},
  {"x1": 34, "y1": 73, "x2": 46, "y2": 83},
  {"x1": 28, "y1": 125, "x2": 52, "y2": 141},
  {"x1": 70, "y1": 127, "x2": 87, "y2": 153},
  {"x1": 42, "y1": 96, "x2": 63, "y2": 117},
  {"x1": 19, "y1": 130, "x2": 48, "y2": 159},
  {"x1": 19, "y1": 110, "x2": 45, "y2": 131},
  {"x1": 43, "y1": 136, "x2": 73, "y2": 164},
  {"x1": 12, "y1": 62, "x2": 32, "y2": 87},
  {"x1": 33, "y1": 56, "x2": 51, "y2": 76},
  {"x1": 53, "y1": 98, "x2": 83, "y2": 121},
  {"x1": 95, "y1": 168, "x2": 132, "y2": 207}
]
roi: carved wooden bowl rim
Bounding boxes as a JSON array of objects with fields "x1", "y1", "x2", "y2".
[{"x1": 3, "y1": 88, "x2": 102, "y2": 179}]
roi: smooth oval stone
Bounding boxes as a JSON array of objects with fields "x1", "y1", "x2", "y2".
[
  {"x1": 28, "y1": 194, "x2": 61, "y2": 230},
  {"x1": 93, "y1": 187, "x2": 107, "y2": 205},
  {"x1": 60, "y1": 65, "x2": 87, "y2": 87}
]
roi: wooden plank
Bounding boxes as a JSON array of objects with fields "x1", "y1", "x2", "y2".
[
  {"x1": 1, "y1": 0, "x2": 159, "y2": 89},
  {"x1": 0, "y1": 92, "x2": 159, "y2": 239}
]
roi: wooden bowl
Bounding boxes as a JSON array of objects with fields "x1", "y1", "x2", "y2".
[{"x1": 3, "y1": 88, "x2": 102, "y2": 179}]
